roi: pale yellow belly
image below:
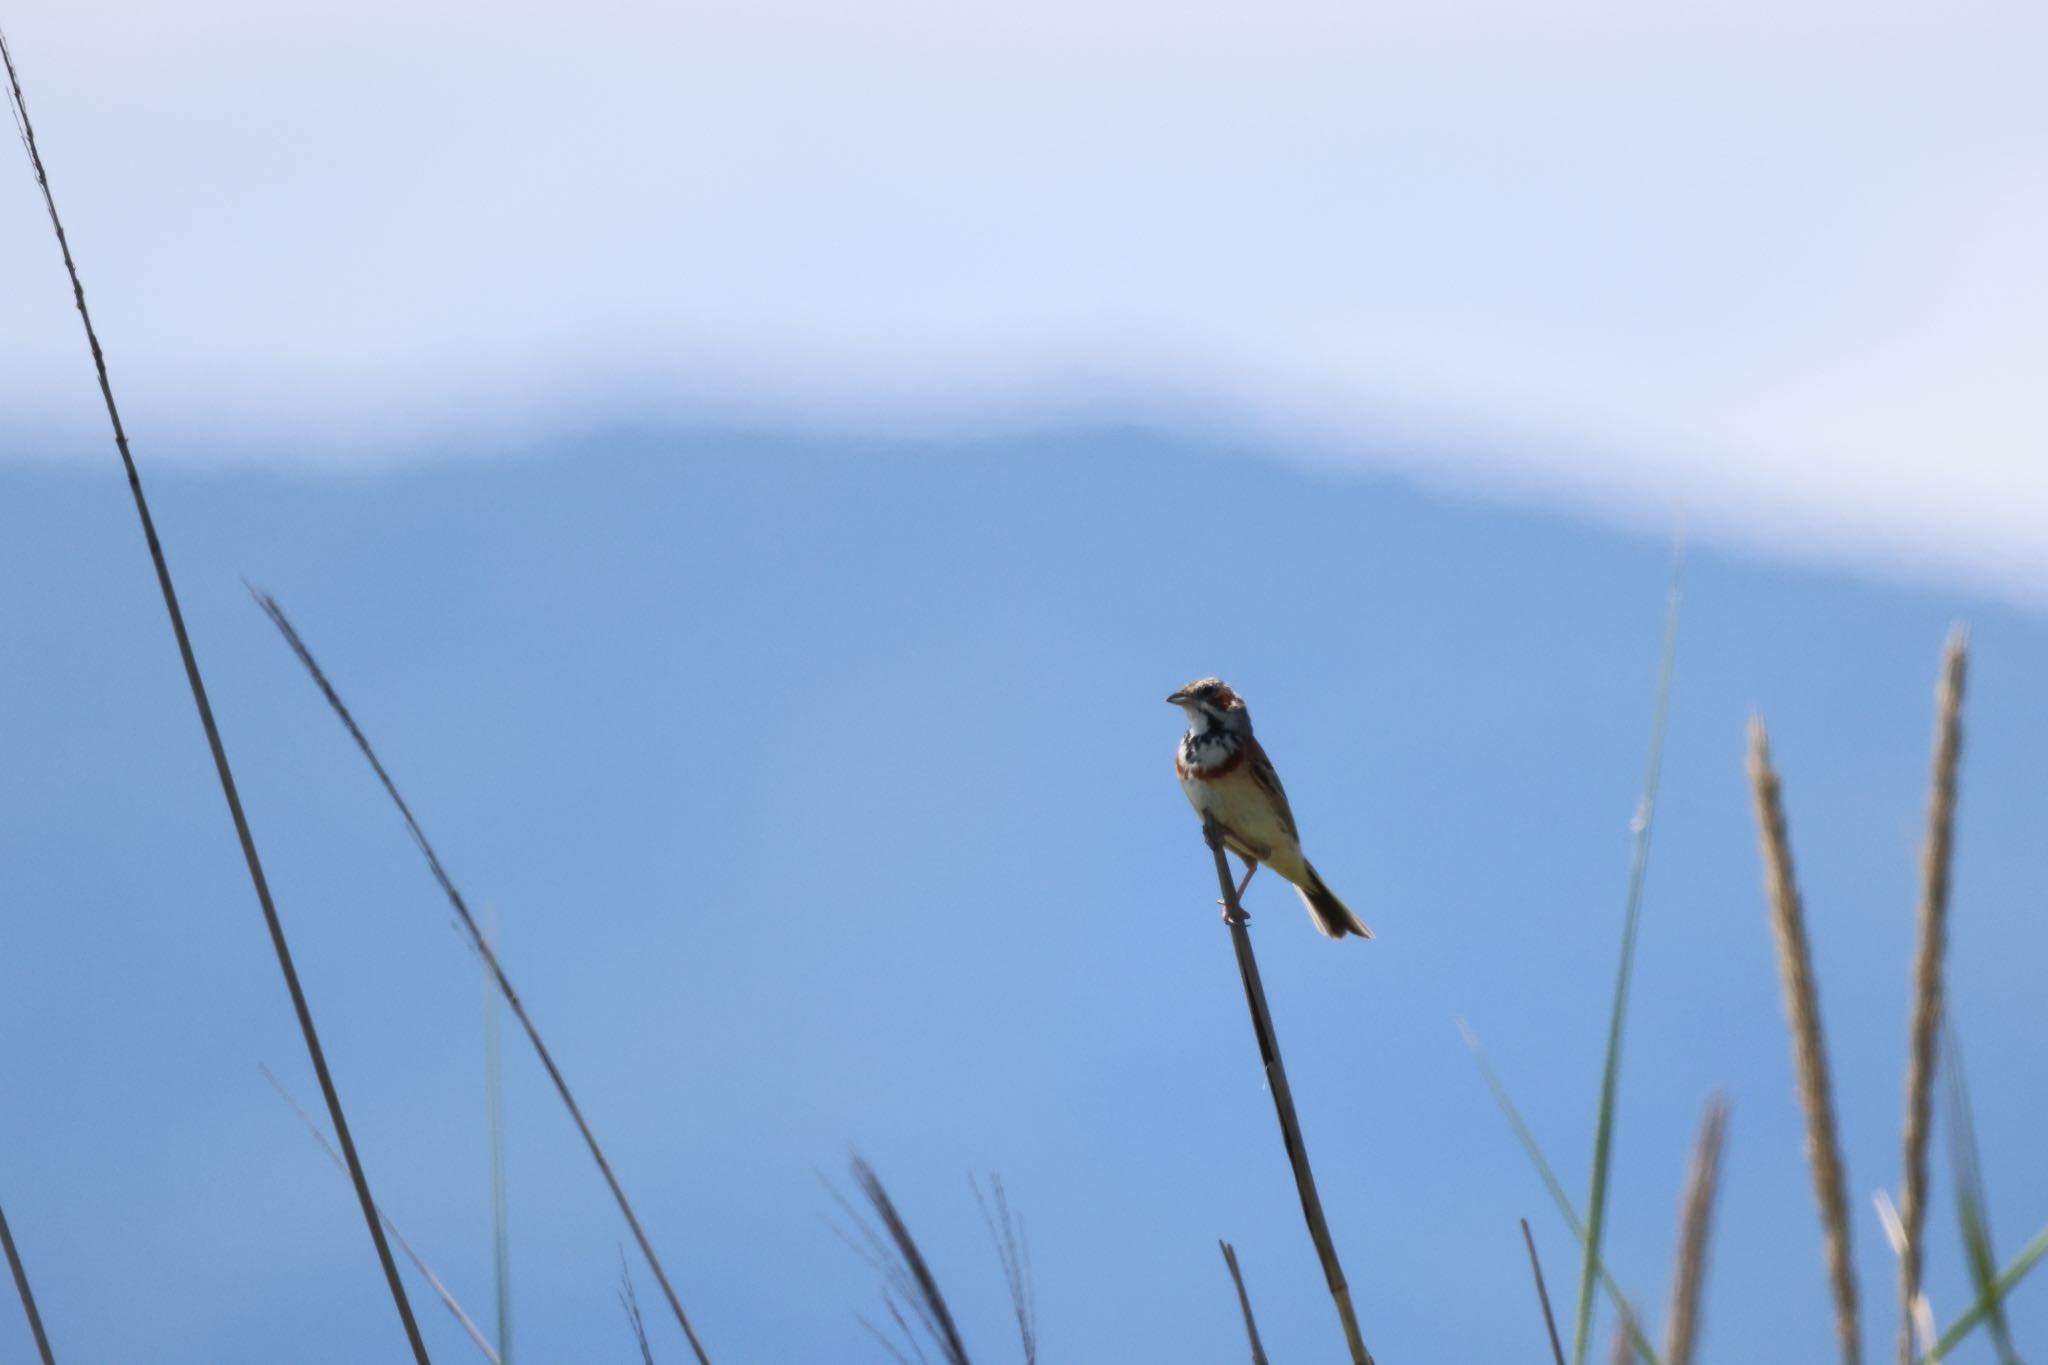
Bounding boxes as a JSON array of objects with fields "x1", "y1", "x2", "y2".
[{"x1": 1180, "y1": 769, "x2": 1306, "y2": 882}]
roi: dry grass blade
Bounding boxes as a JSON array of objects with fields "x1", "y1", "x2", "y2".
[
  {"x1": 250, "y1": 590, "x2": 712, "y2": 1364},
  {"x1": 0, "y1": 29, "x2": 430, "y2": 1361},
  {"x1": 1899, "y1": 631, "x2": 1966, "y2": 1365},
  {"x1": 1205, "y1": 824, "x2": 1375, "y2": 1365},
  {"x1": 1218, "y1": 1241, "x2": 1271, "y2": 1365},
  {"x1": 0, "y1": 1193, "x2": 56, "y2": 1365},
  {"x1": 1748, "y1": 716, "x2": 1860, "y2": 1365},
  {"x1": 260, "y1": 1066, "x2": 502, "y2": 1363},
  {"x1": 1522, "y1": 1219, "x2": 1567, "y2": 1365},
  {"x1": 971, "y1": 1175, "x2": 1035, "y2": 1365},
  {"x1": 849, "y1": 1159, "x2": 971, "y2": 1365},
  {"x1": 1605, "y1": 1309, "x2": 1638, "y2": 1365},
  {"x1": 1609, "y1": 1308, "x2": 1642, "y2": 1365},
  {"x1": 1661, "y1": 1096, "x2": 1729, "y2": 1365}
]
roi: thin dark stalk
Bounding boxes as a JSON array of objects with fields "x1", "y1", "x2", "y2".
[
  {"x1": 1573, "y1": 558, "x2": 1682, "y2": 1365},
  {"x1": 251, "y1": 591, "x2": 713, "y2": 1365},
  {"x1": 260, "y1": 1066, "x2": 501, "y2": 1363},
  {"x1": 882, "y1": 1292, "x2": 933, "y2": 1365},
  {"x1": 1899, "y1": 632, "x2": 1966, "y2": 1365},
  {"x1": 0, "y1": 1194, "x2": 55, "y2": 1364},
  {"x1": 857, "y1": 1313, "x2": 921, "y2": 1365},
  {"x1": 483, "y1": 910, "x2": 513, "y2": 1365},
  {"x1": 1661, "y1": 1096, "x2": 1729, "y2": 1365},
  {"x1": 1218, "y1": 1241, "x2": 1271, "y2": 1365},
  {"x1": 1522, "y1": 1219, "x2": 1567, "y2": 1365},
  {"x1": 1749, "y1": 717, "x2": 1860, "y2": 1365},
  {"x1": 1205, "y1": 824, "x2": 1373, "y2": 1365},
  {"x1": 0, "y1": 30, "x2": 429, "y2": 1362},
  {"x1": 619, "y1": 1248, "x2": 657, "y2": 1365}
]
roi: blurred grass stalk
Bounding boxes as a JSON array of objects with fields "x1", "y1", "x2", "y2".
[
  {"x1": 253, "y1": 592, "x2": 712, "y2": 1365},
  {"x1": 1607, "y1": 1307, "x2": 1642, "y2": 1365},
  {"x1": 1660, "y1": 1096, "x2": 1728, "y2": 1365},
  {"x1": 1, "y1": 28, "x2": 432, "y2": 1361},
  {"x1": 1897, "y1": 633, "x2": 1965, "y2": 1365},
  {"x1": 1204, "y1": 826, "x2": 1374, "y2": 1365},
  {"x1": 1748, "y1": 716, "x2": 1861, "y2": 1365},
  {"x1": 845, "y1": 1159, "x2": 972, "y2": 1365}
]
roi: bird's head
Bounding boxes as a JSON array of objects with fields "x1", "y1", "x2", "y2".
[{"x1": 1167, "y1": 677, "x2": 1249, "y2": 729}]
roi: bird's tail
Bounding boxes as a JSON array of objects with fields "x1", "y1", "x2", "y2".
[{"x1": 1298, "y1": 862, "x2": 1372, "y2": 940}]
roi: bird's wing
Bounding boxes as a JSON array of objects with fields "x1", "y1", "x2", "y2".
[{"x1": 1245, "y1": 735, "x2": 1299, "y2": 841}]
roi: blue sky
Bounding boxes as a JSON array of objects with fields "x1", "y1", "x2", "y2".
[
  {"x1": 5, "y1": 2, "x2": 2048, "y2": 1361},
  {"x1": 3, "y1": 431, "x2": 2047, "y2": 1362}
]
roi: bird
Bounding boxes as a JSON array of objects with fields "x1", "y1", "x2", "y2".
[{"x1": 1168, "y1": 677, "x2": 1371, "y2": 940}]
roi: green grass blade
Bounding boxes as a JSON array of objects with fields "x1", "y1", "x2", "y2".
[
  {"x1": 1571, "y1": 555, "x2": 1683, "y2": 1365},
  {"x1": 1935, "y1": 1024, "x2": 2017, "y2": 1365},
  {"x1": 1459, "y1": 1021, "x2": 1661, "y2": 1365},
  {"x1": 1922, "y1": 1220, "x2": 2048, "y2": 1364}
]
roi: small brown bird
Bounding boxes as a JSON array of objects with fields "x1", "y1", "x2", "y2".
[{"x1": 1169, "y1": 677, "x2": 1371, "y2": 940}]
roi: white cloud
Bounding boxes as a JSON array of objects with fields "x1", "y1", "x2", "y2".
[{"x1": 3, "y1": 0, "x2": 2045, "y2": 592}]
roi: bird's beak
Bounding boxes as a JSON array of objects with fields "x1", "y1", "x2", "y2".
[{"x1": 1166, "y1": 690, "x2": 1190, "y2": 705}]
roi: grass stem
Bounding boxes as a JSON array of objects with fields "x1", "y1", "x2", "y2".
[
  {"x1": 1, "y1": 29, "x2": 429, "y2": 1361},
  {"x1": 1204, "y1": 824, "x2": 1374, "y2": 1365},
  {"x1": 483, "y1": 910, "x2": 513, "y2": 1365},
  {"x1": 0, "y1": 1193, "x2": 55, "y2": 1364},
  {"x1": 1522, "y1": 1219, "x2": 1567, "y2": 1365},
  {"x1": 252, "y1": 591, "x2": 712, "y2": 1363},
  {"x1": 260, "y1": 1066, "x2": 501, "y2": 1363},
  {"x1": 1218, "y1": 1241, "x2": 1271, "y2": 1365}
]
